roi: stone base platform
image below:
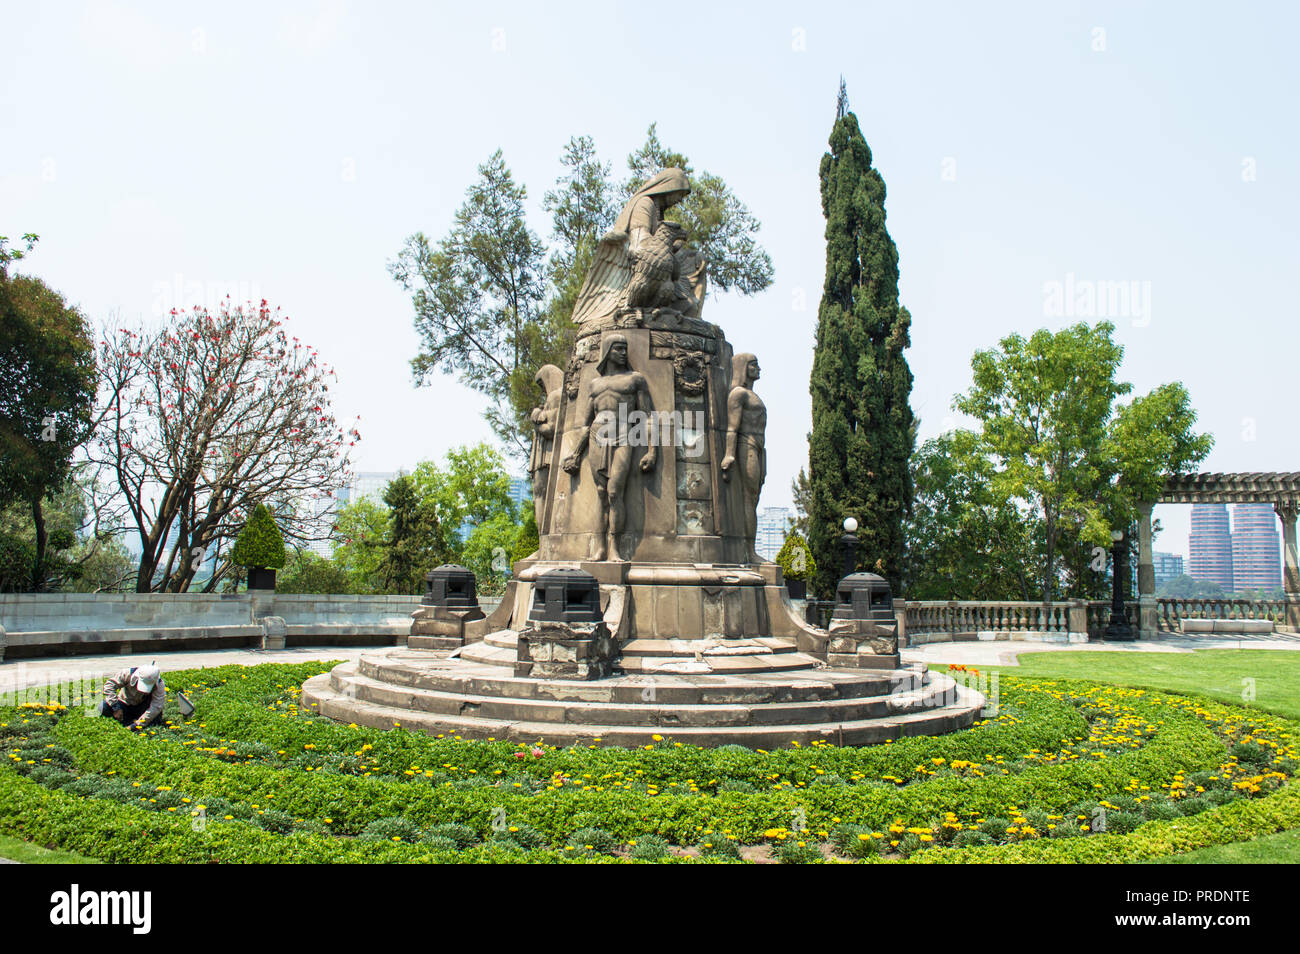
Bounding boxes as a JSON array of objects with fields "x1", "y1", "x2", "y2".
[{"x1": 300, "y1": 647, "x2": 985, "y2": 748}]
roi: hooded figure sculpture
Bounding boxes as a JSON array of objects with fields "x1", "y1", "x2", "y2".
[
  {"x1": 721, "y1": 352, "x2": 767, "y2": 563},
  {"x1": 613, "y1": 167, "x2": 691, "y2": 251},
  {"x1": 570, "y1": 168, "x2": 696, "y2": 325},
  {"x1": 561, "y1": 333, "x2": 658, "y2": 561}
]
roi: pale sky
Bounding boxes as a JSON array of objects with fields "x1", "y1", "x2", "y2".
[{"x1": 4, "y1": 1, "x2": 1298, "y2": 563}]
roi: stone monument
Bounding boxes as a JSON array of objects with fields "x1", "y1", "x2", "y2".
[{"x1": 303, "y1": 168, "x2": 983, "y2": 746}]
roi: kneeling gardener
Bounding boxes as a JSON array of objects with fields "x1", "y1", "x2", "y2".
[{"x1": 98, "y1": 665, "x2": 165, "y2": 730}]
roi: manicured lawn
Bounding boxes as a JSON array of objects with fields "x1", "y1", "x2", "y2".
[
  {"x1": 0, "y1": 833, "x2": 100, "y2": 864},
  {"x1": 1154, "y1": 826, "x2": 1300, "y2": 864},
  {"x1": 983, "y1": 650, "x2": 1300, "y2": 720}
]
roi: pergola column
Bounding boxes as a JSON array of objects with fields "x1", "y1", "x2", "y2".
[
  {"x1": 1136, "y1": 501, "x2": 1157, "y2": 639},
  {"x1": 1275, "y1": 501, "x2": 1299, "y2": 631}
]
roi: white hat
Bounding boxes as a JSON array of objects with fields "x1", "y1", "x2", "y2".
[{"x1": 133, "y1": 665, "x2": 161, "y2": 692}]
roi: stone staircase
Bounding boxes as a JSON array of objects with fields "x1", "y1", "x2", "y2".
[{"x1": 300, "y1": 647, "x2": 985, "y2": 748}]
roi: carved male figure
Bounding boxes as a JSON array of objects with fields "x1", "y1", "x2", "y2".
[
  {"x1": 721, "y1": 353, "x2": 767, "y2": 563},
  {"x1": 529, "y1": 364, "x2": 563, "y2": 529},
  {"x1": 561, "y1": 334, "x2": 657, "y2": 561}
]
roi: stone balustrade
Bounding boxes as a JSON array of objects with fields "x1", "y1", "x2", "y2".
[
  {"x1": 899, "y1": 599, "x2": 1096, "y2": 645},
  {"x1": 1156, "y1": 597, "x2": 1287, "y2": 634},
  {"x1": 0, "y1": 592, "x2": 503, "y2": 660},
  {"x1": 895, "y1": 597, "x2": 1284, "y2": 642},
  {"x1": 1083, "y1": 600, "x2": 1141, "y2": 640}
]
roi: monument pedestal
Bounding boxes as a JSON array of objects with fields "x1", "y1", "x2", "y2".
[
  {"x1": 826, "y1": 618, "x2": 901, "y2": 670},
  {"x1": 516, "y1": 620, "x2": 619, "y2": 680},
  {"x1": 409, "y1": 605, "x2": 485, "y2": 650}
]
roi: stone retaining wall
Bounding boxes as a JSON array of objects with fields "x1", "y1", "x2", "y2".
[{"x1": 0, "y1": 593, "x2": 503, "y2": 660}]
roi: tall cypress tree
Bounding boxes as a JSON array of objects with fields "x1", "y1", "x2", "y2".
[{"x1": 806, "y1": 82, "x2": 915, "y2": 597}]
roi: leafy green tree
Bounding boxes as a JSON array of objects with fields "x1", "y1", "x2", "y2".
[
  {"x1": 806, "y1": 84, "x2": 916, "y2": 596},
  {"x1": 1156, "y1": 574, "x2": 1225, "y2": 599},
  {"x1": 954, "y1": 320, "x2": 1212, "y2": 602},
  {"x1": 391, "y1": 151, "x2": 548, "y2": 457},
  {"x1": 331, "y1": 496, "x2": 388, "y2": 593},
  {"x1": 378, "y1": 475, "x2": 439, "y2": 594},
  {"x1": 0, "y1": 470, "x2": 134, "y2": 593},
  {"x1": 393, "y1": 132, "x2": 774, "y2": 464},
  {"x1": 0, "y1": 515, "x2": 35, "y2": 592},
  {"x1": 331, "y1": 444, "x2": 519, "y2": 594},
  {"x1": 275, "y1": 550, "x2": 355, "y2": 594},
  {"x1": 412, "y1": 444, "x2": 521, "y2": 593},
  {"x1": 901, "y1": 433, "x2": 1041, "y2": 601},
  {"x1": 0, "y1": 243, "x2": 98, "y2": 590},
  {"x1": 511, "y1": 505, "x2": 539, "y2": 563},
  {"x1": 0, "y1": 233, "x2": 40, "y2": 276},
  {"x1": 410, "y1": 444, "x2": 516, "y2": 537},
  {"x1": 230, "y1": 504, "x2": 286, "y2": 570},
  {"x1": 460, "y1": 512, "x2": 521, "y2": 597},
  {"x1": 1106, "y1": 382, "x2": 1215, "y2": 522}
]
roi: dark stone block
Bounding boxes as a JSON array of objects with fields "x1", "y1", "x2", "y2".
[
  {"x1": 422, "y1": 565, "x2": 480, "y2": 610},
  {"x1": 248, "y1": 567, "x2": 277, "y2": 590},
  {"x1": 529, "y1": 568, "x2": 602, "y2": 623},
  {"x1": 832, "y1": 572, "x2": 894, "y2": 623}
]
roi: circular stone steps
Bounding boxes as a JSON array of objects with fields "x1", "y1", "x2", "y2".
[
  {"x1": 300, "y1": 648, "x2": 985, "y2": 748},
  {"x1": 617, "y1": 636, "x2": 819, "y2": 675},
  {"x1": 457, "y1": 632, "x2": 823, "y2": 676}
]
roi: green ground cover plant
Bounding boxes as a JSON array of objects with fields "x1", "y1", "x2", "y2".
[{"x1": 1, "y1": 660, "x2": 1295, "y2": 863}]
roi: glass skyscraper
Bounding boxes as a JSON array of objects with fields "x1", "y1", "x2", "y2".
[
  {"x1": 1230, "y1": 503, "x2": 1282, "y2": 591},
  {"x1": 508, "y1": 477, "x2": 531, "y2": 511},
  {"x1": 1189, "y1": 503, "x2": 1233, "y2": 590},
  {"x1": 1152, "y1": 551, "x2": 1185, "y2": 585},
  {"x1": 755, "y1": 507, "x2": 793, "y2": 561}
]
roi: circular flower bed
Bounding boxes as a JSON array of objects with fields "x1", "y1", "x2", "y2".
[{"x1": 2, "y1": 662, "x2": 1297, "y2": 863}]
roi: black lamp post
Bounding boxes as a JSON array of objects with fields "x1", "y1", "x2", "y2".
[
  {"x1": 840, "y1": 516, "x2": 859, "y2": 579},
  {"x1": 1105, "y1": 528, "x2": 1134, "y2": 641}
]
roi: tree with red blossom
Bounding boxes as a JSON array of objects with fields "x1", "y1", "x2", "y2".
[{"x1": 88, "y1": 299, "x2": 359, "y2": 591}]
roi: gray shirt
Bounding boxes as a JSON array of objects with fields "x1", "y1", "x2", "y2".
[{"x1": 103, "y1": 668, "x2": 166, "y2": 727}]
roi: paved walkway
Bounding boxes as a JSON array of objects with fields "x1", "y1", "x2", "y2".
[
  {"x1": 902, "y1": 631, "x2": 1300, "y2": 667},
  {"x1": 0, "y1": 647, "x2": 368, "y2": 694}
]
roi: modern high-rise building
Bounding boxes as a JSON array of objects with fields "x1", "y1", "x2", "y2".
[
  {"x1": 340, "y1": 471, "x2": 400, "y2": 506},
  {"x1": 755, "y1": 507, "x2": 794, "y2": 561},
  {"x1": 508, "y1": 477, "x2": 531, "y2": 512},
  {"x1": 1152, "y1": 551, "x2": 1185, "y2": 585},
  {"x1": 1189, "y1": 503, "x2": 1233, "y2": 590},
  {"x1": 299, "y1": 491, "x2": 341, "y2": 558},
  {"x1": 1230, "y1": 503, "x2": 1282, "y2": 592}
]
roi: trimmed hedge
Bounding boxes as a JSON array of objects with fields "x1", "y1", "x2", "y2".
[{"x1": 231, "y1": 503, "x2": 286, "y2": 570}]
